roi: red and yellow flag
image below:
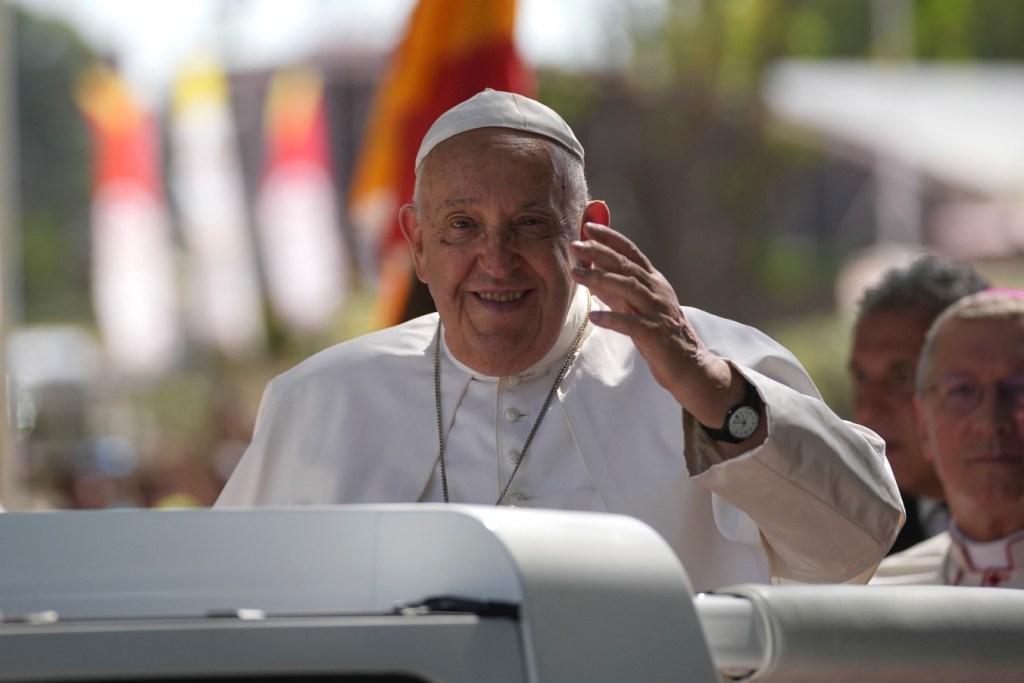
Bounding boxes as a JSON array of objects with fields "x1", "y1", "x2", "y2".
[{"x1": 348, "y1": 0, "x2": 534, "y2": 328}]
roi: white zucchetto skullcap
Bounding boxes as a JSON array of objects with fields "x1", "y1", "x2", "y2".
[{"x1": 415, "y1": 89, "x2": 585, "y2": 170}]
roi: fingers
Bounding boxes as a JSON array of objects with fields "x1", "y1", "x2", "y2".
[
  {"x1": 578, "y1": 222, "x2": 652, "y2": 271},
  {"x1": 586, "y1": 307, "x2": 661, "y2": 338},
  {"x1": 570, "y1": 222, "x2": 661, "y2": 312},
  {"x1": 573, "y1": 266, "x2": 658, "y2": 315}
]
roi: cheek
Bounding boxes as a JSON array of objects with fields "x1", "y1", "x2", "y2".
[
  {"x1": 895, "y1": 404, "x2": 919, "y2": 430},
  {"x1": 918, "y1": 415, "x2": 944, "y2": 463},
  {"x1": 422, "y1": 246, "x2": 470, "y2": 285},
  {"x1": 926, "y1": 421, "x2": 968, "y2": 474},
  {"x1": 530, "y1": 239, "x2": 575, "y2": 274}
]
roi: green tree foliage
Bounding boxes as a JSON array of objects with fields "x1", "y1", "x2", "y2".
[
  {"x1": 917, "y1": 0, "x2": 1024, "y2": 60},
  {"x1": 547, "y1": 0, "x2": 1024, "y2": 416},
  {"x1": 15, "y1": 8, "x2": 94, "y2": 324}
]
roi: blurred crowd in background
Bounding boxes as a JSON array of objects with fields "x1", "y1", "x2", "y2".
[{"x1": 2, "y1": 0, "x2": 1024, "y2": 510}]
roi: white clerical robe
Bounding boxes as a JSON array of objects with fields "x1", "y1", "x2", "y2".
[
  {"x1": 216, "y1": 287, "x2": 902, "y2": 591},
  {"x1": 871, "y1": 528, "x2": 1024, "y2": 588}
]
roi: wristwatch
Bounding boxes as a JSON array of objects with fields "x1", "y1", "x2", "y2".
[{"x1": 700, "y1": 379, "x2": 761, "y2": 444}]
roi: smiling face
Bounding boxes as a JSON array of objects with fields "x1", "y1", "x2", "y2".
[
  {"x1": 917, "y1": 316, "x2": 1024, "y2": 540},
  {"x1": 400, "y1": 128, "x2": 601, "y2": 376},
  {"x1": 850, "y1": 307, "x2": 943, "y2": 499}
]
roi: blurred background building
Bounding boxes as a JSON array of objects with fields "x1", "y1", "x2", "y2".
[{"x1": 2, "y1": 0, "x2": 1023, "y2": 509}]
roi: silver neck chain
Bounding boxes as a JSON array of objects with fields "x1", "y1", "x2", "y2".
[{"x1": 433, "y1": 291, "x2": 592, "y2": 505}]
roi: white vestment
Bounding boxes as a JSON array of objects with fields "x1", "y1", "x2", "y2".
[
  {"x1": 217, "y1": 288, "x2": 902, "y2": 591},
  {"x1": 872, "y1": 528, "x2": 1024, "y2": 588}
]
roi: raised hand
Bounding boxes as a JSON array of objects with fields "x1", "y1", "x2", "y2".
[{"x1": 570, "y1": 222, "x2": 762, "y2": 447}]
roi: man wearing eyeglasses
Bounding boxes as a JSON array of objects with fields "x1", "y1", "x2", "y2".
[{"x1": 872, "y1": 288, "x2": 1024, "y2": 587}]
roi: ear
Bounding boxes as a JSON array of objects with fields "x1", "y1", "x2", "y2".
[
  {"x1": 399, "y1": 204, "x2": 428, "y2": 283},
  {"x1": 914, "y1": 397, "x2": 935, "y2": 463},
  {"x1": 582, "y1": 200, "x2": 610, "y2": 231}
]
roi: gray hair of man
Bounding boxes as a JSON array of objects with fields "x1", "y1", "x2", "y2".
[
  {"x1": 916, "y1": 288, "x2": 1024, "y2": 394},
  {"x1": 857, "y1": 253, "x2": 990, "y2": 323},
  {"x1": 412, "y1": 131, "x2": 590, "y2": 232}
]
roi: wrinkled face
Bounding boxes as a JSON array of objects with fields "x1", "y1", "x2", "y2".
[
  {"x1": 400, "y1": 129, "x2": 586, "y2": 376},
  {"x1": 850, "y1": 308, "x2": 940, "y2": 497},
  {"x1": 917, "y1": 317, "x2": 1024, "y2": 540}
]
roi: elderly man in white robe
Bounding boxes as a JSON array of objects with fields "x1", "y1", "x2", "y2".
[
  {"x1": 872, "y1": 288, "x2": 1024, "y2": 588},
  {"x1": 217, "y1": 89, "x2": 903, "y2": 591}
]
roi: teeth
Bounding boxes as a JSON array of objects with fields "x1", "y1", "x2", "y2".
[{"x1": 479, "y1": 291, "x2": 524, "y2": 303}]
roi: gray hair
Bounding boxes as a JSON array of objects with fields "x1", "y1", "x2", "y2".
[
  {"x1": 916, "y1": 289, "x2": 1024, "y2": 392},
  {"x1": 412, "y1": 132, "x2": 590, "y2": 230},
  {"x1": 857, "y1": 254, "x2": 990, "y2": 322}
]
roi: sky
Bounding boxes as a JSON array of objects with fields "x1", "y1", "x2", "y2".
[{"x1": 11, "y1": 0, "x2": 666, "y2": 105}]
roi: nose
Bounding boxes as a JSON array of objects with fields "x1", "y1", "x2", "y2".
[
  {"x1": 478, "y1": 227, "x2": 520, "y2": 276},
  {"x1": 853, "y1": 382, "x2": 897, "y2": 424}
]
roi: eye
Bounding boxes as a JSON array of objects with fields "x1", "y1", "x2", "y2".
[
  {"x1": 513, "y1": 215, "x2": 559, "y2": 240},
  {"x1": 848, "y1": 365, "x2": 873, "y2": 391},
  {"x1": 942, "y1": 380, "x2": 975, "y2": 398},
  {"x1": 1002, "y1": 375, "x2": 1024, "y2": 411},
  {"x1": 936, "y1": 378, "x2": 980, "y2": 413},
  {"x1": 890, "y1": 364, "x2": 914, "y2": 386},
  {"x1": 440, "y1": 216, "x2": 480, "y2": 243}
]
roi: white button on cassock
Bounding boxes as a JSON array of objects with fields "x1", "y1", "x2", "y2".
[{"x1": 504, "y1": 407, "x2": 522, "y2": 422}]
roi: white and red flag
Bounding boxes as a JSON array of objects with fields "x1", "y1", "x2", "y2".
[
  {"x1": 256, "y1": 67, "x2": 348, "y2": 335},
  {"x1": 76, "y1": 64, "x2": 180, "y2": 377}
]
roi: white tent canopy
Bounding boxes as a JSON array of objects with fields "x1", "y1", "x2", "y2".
[{"x1": 763, "y1": 59, "x2": 1024, "y2": 198}]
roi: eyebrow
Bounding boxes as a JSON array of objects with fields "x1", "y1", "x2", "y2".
[
  {"x1": 440, "y1": 198, "x2": 476, "y2": 209},
  {"x1": 439, "y1": 198, "x2": 559, "y2": 212}
]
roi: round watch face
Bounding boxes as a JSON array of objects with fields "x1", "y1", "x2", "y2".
[{"x1": 727, "y1": 406, "x2": 759, "y2": 440}]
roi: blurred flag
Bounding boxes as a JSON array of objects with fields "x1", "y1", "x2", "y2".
[
  {"x1": 348, "y1": 0, "x2": 534, "y2": 328},
  {"x1": 76, "y1": 64, "x2": 179, "y2": 376},
  {"x1": 170, "y1": 56, "x2": 265, "y2": 358},
  {"x1": 256, "y1": 67, "x2": 348, "y2": 335}
]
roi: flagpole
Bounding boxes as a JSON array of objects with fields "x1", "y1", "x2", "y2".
[{"x1": 0, "y1": 0, "x2": 21, "y2": 509}]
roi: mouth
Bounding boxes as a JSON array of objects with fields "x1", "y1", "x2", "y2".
[{"x1": 476, "y1": 291, "x2": 526, "y2": 303}]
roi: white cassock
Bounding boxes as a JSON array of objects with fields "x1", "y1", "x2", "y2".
[
  {"x1": 871, "y1": 527, "x2": 1024, "y2": 588},
  {"x1": 217, "y1": 287, "x2": 902, "y2": 591}
]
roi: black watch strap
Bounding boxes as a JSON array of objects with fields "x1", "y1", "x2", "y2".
[{"x1": 699, "y1": 379, "x2": 761, "y2": 444}]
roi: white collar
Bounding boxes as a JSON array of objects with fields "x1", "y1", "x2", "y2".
[
  {"x1": 951, "y1": 524, "x2": 1024, "y2": 570},
  {"x1": 441, "y1": 286, "x2": 593, "y2": 381}
]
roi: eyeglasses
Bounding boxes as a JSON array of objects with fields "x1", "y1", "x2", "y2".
[{"x1": 923, "y1": 374, "x2": 1024, "y2": 416}]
